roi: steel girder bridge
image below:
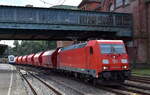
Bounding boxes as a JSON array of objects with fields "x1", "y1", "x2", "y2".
[{"x1": 0, "y1": 6, "x2": 132, "y2": 40}]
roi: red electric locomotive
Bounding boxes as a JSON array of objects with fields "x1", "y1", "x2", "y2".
[
  {"x1": 58, "y1": 40, "x2": 130, "y2": 83},
  {"x1": 15, "y1": 40, "x2": 130, "y2": 84}
]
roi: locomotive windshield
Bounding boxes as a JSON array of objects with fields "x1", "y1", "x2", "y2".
[
  {"x1": 100, "y1": 44, "x2": 126, "y2": 54},
  {"x1": 10, "y1": 57, "x2": 14, "y2": 61}
]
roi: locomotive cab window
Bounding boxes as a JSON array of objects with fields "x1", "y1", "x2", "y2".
[
  {"x1": 10, "y1": 57, "x2": 14, "y2": 61},
  {"x1": 100, "y1": 44, "x2": 126, "y2": 54}
]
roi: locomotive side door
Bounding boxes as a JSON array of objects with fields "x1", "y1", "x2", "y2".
[{"x1": 85, "y1": 46, "x2": 94, "y2": 72}]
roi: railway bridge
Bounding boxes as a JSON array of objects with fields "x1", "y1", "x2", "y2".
[{"x1": 0, "y1": 6, "x2": 132, "y2": 40}]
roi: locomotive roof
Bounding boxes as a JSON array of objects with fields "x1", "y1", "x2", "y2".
[{"x1": 42, "y1": 50, "x2": 55, "y2": 56}]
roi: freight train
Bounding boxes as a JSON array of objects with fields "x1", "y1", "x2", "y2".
[{"x1": 13, "y1": 40, "x2": 130, "y2": 84}]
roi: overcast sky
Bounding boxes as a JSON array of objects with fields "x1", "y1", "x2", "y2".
[
  {"x1": 0, "y1": 0, "x2": 82, "y2": 47},
  {"x1": 0, "y1": 0, "x2": 82, "y2": 7}
]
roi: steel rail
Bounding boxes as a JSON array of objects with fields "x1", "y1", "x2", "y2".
[
  {"x1": 97, "y1": 86, "x2": 136, "y2": 95},
  {"x1": 131, "y1": 76, "x2": 150, "y2": 81},
  {"x1": 28, "y1": 72, "x2": 63, "y2": 95},
  {"x1": 132, "y1": 75, "x2": 150, "y2": 78},
  {"x1": 18, "y1": 71, "x2": 38, "y2": 95},
  {"x1": 20, "y1": 67, "x2": 87, "y2": 95},
  {"x1": 123, "y1": 83, "x2": 150, "y2": 90},
  {"x1": 129, "y1": 78, "x2": 150, "y2": 84},
  {"x1": 119, "y1": 85, "x2": 150, "y2": 95},
  {"x1": 18, "y1": 66, "x2": 150, "y2": 95},
  {"x1": 33, "y1": 72, "x2": 86, "y2": 95}
]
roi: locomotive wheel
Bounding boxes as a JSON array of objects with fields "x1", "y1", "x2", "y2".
[
  {"x1": 74, "y1": 73, "x2": 78, "y2": 78},
  {"x1": 92, "y1": 78, "x2": 97, "y2": 86}
]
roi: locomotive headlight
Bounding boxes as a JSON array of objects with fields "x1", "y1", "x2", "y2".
[
  {"x1": 102, "y1": 59, "x2": 109, "y2": 64},
  {"x1": 103, "y1": 66, "x2": 108, "y2": 70},
  {"x1": 123, "y1": 66, "x2": 127, "y2": 69},
  {"x1": 121, "y1": 59, "x2": 128, "y2": 63}
]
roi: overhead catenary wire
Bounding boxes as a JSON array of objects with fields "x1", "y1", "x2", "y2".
[
  {"x1": 38, "y1": 0, "x2": 66, "y2": 6},
  {"x1": 39, "y1": 0, "x2": 54, "y2": 5},
  {"x1": 56, "y1": 0, "x2": 62, "y2": 4},
  {"x1": 58, "y1": 0, "x2": 66, "y2": 5}
]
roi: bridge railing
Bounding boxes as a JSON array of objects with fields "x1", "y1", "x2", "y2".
[{"x1": 0, "y1": 6, "x2": 132, "y2": 28}]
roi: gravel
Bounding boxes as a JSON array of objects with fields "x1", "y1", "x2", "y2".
[
  {"x1": 17, "y1": 66, "x2": 116, "y2": 95},
  {"x1": 25, "y1": 73, "x2": 57, "y2": 95},
  {"x1": 10, "y1": 66, "x2": 28, "y2": 95},
  {"x1": 35, "y1": 72, "x2": 115, "y2": 95}
]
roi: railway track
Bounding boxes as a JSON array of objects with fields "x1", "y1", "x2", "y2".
[
  {"x1": 123, "y1": 83, "x2": 150, "y2": 90},
  {"x1": 120, "y1": 84, "x2": 150, "y2": 95},
  {"x1": 97, "y1": 83, "x2": 150, "y2": 95},
  {"x1": 30, "y1": 72, "x2": 87, "y2": 95},
  {"x1": 18, "y1": 69, "x2": 63, "y2": 95},
  {"x1": 98, "y1": 86, "x2": 137, "y2": 95},
  {"x1": 18, "y1": 66, "x2": 150, "y2": 95},
  {"x1": 129, "y1": 75, "x2": 150, "y2": 84},
  {"x1": 96, "y1": 83, "x2": 150, "y2": 95},
  {"x1": 132, "y1": 75, "x2": 150, "y2": 79},
  {"x1": 95, "y1": 75, "x2": 150, "y2": 95},
  {"x1": 103, "y1": 75, "x2": 150, "y2": 95},
  {"x1": 18, "y1": 70, "x2": 38, "y2": 95}
]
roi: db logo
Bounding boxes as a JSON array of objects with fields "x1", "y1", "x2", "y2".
[{"x1": 113, "y1": 59, "x2": 118, "y2": 63}]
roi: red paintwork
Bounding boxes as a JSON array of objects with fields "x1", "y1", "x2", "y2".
[
  {"x1": 41, "y1": 50, "x2": 55, "y2": 68},
  {"x1": 21, "y1": 56, "x2": 23, "y2": 64},
  {"x1": 58, "y1": 40, "x2": 129, "y2": 78},
  {"x1": 15, "y1": 40, "x2": 129, "y2": 79},
  {"x1": 27, "y1": 54, "x2": 35, "y2": 65},
  {"x1": 33, "y1": 52, "x2": 45, "y2": 66},
  {"x1": 15, "y1": 57, "x2": 19, "y2": 63},
  {"x1": 51, "y1": 48, "x2": 60, "y2": 68},
  {"x1": 17, "y1": 56, "x2": 23, "y2": 64},
  {"x1": 41, "y1": 48, "x2": 60, "y2": 68},
  {"x1": 98, "y1": 40, "x2": 129, "y2": 72},
  {"x1": 22, "y1": 56, "x2": 27, "y2": 64}
]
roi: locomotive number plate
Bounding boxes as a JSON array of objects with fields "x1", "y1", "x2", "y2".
[{"x1": 112, "y1": 59, "x2": 118, "y2": 63}]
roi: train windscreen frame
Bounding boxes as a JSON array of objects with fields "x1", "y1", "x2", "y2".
[{"x1": 100, "y1": 44, "x2": 126, "y2": 54}]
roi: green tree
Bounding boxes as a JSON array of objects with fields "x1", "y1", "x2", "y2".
[{"x1": 9, "y1": 40, "x2": 56, "y2": 56}]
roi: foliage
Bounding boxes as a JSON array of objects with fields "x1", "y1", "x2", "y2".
[
  {"x1": 132, "y1": 68, "x2": 150, "y2": 76},
  {"x1": 9, "y1": 40, "x2": 56, "y2": 56}
]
